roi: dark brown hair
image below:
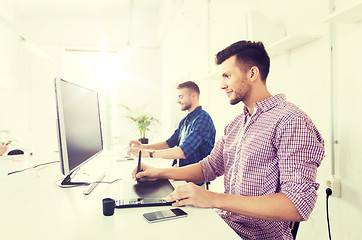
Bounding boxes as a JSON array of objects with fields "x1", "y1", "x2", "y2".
[{"x1": 216, "y1": 40, "x2": 270, "y2": 82}]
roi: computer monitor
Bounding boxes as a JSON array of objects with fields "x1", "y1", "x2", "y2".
[{"x1": 55, "y1": 78, "x2": 103, "y2": 186}]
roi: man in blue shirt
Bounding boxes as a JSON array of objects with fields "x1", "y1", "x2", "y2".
[{"x1": 128, "y1": 81, "x2": 216, "y2": 172}]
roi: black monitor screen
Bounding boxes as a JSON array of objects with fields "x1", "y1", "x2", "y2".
[{"x1": 55, "y1": 78, "x2": 103, "y2": 176}]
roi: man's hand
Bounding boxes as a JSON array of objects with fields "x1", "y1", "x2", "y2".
[
  {"x1": 132, "y1": 163, "x2": 160, "y2": 182},
  {"x1": 127, "y1": 147, "x2": 152, "y2": 158},
  {"x1": 166, "y1": 182, "x2": 215, "y2": 208},
  {"x1": 129, "y1": 140, "x2": 143, "y2": 148},
  {"x1": 128, "y1": 140, "x2": 150, "y2": 157}
]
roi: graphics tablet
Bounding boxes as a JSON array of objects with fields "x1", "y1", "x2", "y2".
[{"x1": 116, "y1": 179, "x2": 175, "y2": 208}]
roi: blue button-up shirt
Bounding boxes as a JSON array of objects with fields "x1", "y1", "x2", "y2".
[{"x1": 166, "y1": 106, "x2": 216, "y2": 167}]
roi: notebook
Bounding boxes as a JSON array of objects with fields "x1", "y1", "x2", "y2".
[{"x1": 115, "y1": 178, "x2": 175, "y2": 208}]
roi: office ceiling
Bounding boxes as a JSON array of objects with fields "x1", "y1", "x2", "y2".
[
  {"x1": 11, "y1": 0, "x2": 181, "y2": 49},
  {"x1": 9, "y1": 0, "x2": 309, "y2": 50}
]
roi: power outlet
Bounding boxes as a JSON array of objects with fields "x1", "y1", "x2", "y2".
[{"x1": 326, "y1": 178, "x2": 341, "y2": 197}]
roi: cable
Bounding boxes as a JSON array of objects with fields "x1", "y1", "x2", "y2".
[
  {"x1": 7, "y1": 160, "x2": 122, "y2": 187},
  {"x1": 87, "y1": 178, "x2": 123, "y2": 185},
  {"x1": 326, "y1": 188, "x2": 333, "y2": 240},
  {"x1": 55, "y1": 178, "x2": 123, "y2": 188},
  {"x1": 7, "y1": 161, "x2": 60, "y2": 175}
]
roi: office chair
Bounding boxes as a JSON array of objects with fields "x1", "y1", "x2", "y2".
[{"x1": 290, "y1": 221, "x2": 300, "y2": 239}]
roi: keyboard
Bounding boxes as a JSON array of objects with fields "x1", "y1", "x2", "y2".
[{"x1": 115, "y1": 198, "x2": 172, "y2": 208}]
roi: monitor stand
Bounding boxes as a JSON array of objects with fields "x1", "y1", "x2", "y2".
[
  {"x1": 60, "y1": 168, "x2": 105, "y2": 187},
  {"x1": 61, "y1": 173, "x2": 89, "y2": 186}
]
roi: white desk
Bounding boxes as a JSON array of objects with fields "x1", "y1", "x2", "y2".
[{"x1": 0, "y1": 153, "x2": 240, "y2": 240}]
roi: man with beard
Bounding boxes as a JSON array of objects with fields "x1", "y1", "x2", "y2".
[
  {"x1": 132, "y1": 41, "x2": 325, "y2": 239},
  {"x1": 128, "y1": 81, "x2": 216, "y2": 180}
]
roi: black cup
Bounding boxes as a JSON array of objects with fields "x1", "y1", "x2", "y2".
[{"x1": 102, "y1": 198, "x2": 115, "y2": 216}]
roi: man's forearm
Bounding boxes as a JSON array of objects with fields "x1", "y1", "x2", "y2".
[
  {"x1": 143, "y1": 141, "x2": 170, "y2": 150},
  {"x1": 159, "y1": 163, "x2": 204, "y2": 183},
  {"x1": 153, "y1": 147, "x2": 186, "y2": 159},
  {"x1": 211, "y1": 192, "x2": 303, "y2": 222}
]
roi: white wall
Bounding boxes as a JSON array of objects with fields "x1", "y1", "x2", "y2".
[
  {"x1": 161, "y1": 0, "x2": 362, "y2": 239},
  {"x1": 0, "y1": 2, "x2": 61, "y2": 161},
  {"x1": 331, "y1": 1, "x2": 362, "y2": 239}
]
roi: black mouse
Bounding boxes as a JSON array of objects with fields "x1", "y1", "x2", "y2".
[{"x1": 7, "y1": 149, "x2": 24, "y2": 155}]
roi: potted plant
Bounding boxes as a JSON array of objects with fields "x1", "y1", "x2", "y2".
[{"x1": 120, "y1": 105, "x2": 160, "y2": 144}]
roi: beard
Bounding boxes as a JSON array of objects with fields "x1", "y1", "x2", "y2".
[
  {"x1": 230, "y1": 91, "x2": 243, "y2": 105},
  {"x1": 181, "y1": 102, "x2": 192, "y2": 111},
  {"x1": 230, "y1": 78, "x2": 250, "y2": 105}
]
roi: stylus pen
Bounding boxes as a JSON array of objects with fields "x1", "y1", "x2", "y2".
[{"x1": 136, "y1": 150, "x2": 142, "y2": 183}]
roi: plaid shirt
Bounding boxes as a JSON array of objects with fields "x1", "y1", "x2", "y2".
[
  {"x1": 166, "y1": 106, "x2": 216, "y2": 167},
  {"x1": 200, "y1": 94, "x2": 325, "y2": 240}
]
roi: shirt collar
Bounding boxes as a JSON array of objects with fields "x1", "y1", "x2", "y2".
[
  {"x1": 243, "y1": 94, "x2": 286, "y2": 115},
  {"x1": 186, "y1": 106, "x2": 202, "y2": 121}
]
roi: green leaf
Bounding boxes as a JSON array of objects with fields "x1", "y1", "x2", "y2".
[{"x1": 119, "y1": 105, "x2": 160, "y2": 139}]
